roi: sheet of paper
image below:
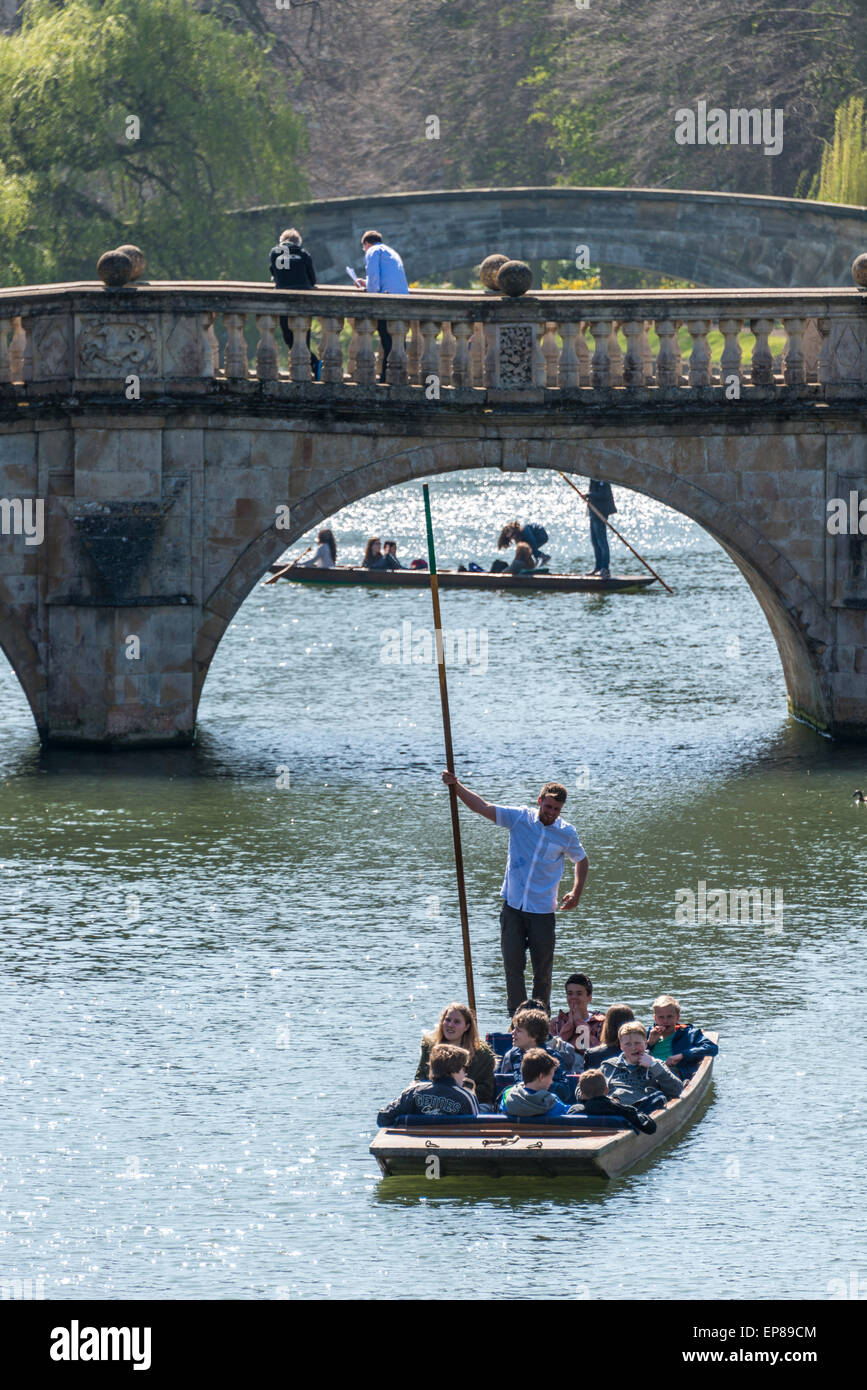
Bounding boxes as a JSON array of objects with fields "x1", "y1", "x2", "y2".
[{"x1": 346, "y1": 265, "x2": 359, "y2": 283}]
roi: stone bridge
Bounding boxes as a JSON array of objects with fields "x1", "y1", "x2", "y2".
[
  {"x1": 0, "y1": 277, "x2": 866, "y2": 744},
  {"x1": 233, "y1": 187, "x2": 867, "y2": 288}
]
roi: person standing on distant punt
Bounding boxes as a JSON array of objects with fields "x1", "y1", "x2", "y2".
[
  {"x1": 300, "y1": 528, "x2": 337, "y2": 568},
  {"x1": 497, "y1": 521, "x2": 550, "y2": 564},
  {"x1": 586, "y1": 479, "x2": 616, "y2": 580},
  {"x1": 268, "y1": 227, "x2": 320, "y2": 378},
  {"x1": 440, "y1": 773, "x2": 589, "y2": 1016},
  {"x1": 353, "y1": 230, "x2": 409, "y2": 383}
]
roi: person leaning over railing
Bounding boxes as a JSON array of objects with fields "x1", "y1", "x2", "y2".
[
  {"x1": 268, "y1": 227, "x2": 320, "y2": 379},
  {"x1": 352, "y1": 229, "x2": 409, "y2": 383}
]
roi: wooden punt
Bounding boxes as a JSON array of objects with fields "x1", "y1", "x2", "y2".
[
  {"x1": 370, "y1": 1034, "x2": 717, "y2": 1179},
  {"x1": 269, "y1": 564, "x2": 656, "y2": 594}
]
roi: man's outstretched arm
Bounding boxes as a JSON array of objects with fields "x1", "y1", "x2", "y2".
[{"x1": 441, "y1": 770, "x2": 497, "y2": 823}]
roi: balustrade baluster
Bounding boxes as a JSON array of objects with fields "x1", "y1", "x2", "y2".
[
  {"x1": 623, "y1": 320, "x2": 645, "y2": 387},
  {"x1": 353, "y1": 318, "x2": 376, "y2": 385},
  {"x1": 320, "y1": 316, "x2": 344, "y2": 384},
  {"x1": 749, "y1": 317, "x2": 774, "y2": 386},
  {"x1": 386, "y1": 320, "x2": 408, "y2": 385},
  {"x1": 687, "y1": 319, "x2": 712, "y2": 386},
  {"x1": 470, "y1": 322, "x2": 485, "y2": 387},
  {"x1": 255, "y1": 314, "x2": 279, "y2": 381},
  {"x1": 673, "y1": 320, "x2": 685, "y2": 385},
  {"x1": 223, "y1": 312, "x2": 248, "y2": 380},
  {"x1": 420, "y1": 320, "x2": 440, "y2": 387},
  {"x1": 558, "y1": 322, "x2": 579, "y2": 389},
  {"x1": 655, "y1": 319, "x2": 678, "y2": 387},
  {"x1": 438, "y1": 322, "x2": 456, "y2": 386},
  {"x1": 576, "y1": 322, "x2": 591, "y2": 386},
  {"x1": 718, "y1": 317, "x2": 743, "y2": 389},
  {"x1": 782, "y1": 317, "x2": 806, "y2": 385},
  {"x1": 451, "y1": 321, "x2": 471, "y2": 387},
  {"x1": 816, "y1": 318, "x2": 831, "y2": 385},
  {"x1": 0, "y1": 318, "x2": 10, "y2": 384},
  {"x1": 608, "y1": 322, "x2": 624, "y2": 386},
  {"x1": 589, "y1": 320, "x2": 611, "y2": 389},
  {"x1": 641, "y1": 320, "x2": 653, "y2": 383},
  {"x1": 542, "y1": 322, "x2": 559, "y2": 387},
  {"x1": 533, "y1": 326, "x2": 547, "y2": 387},
  {"x1": 483, "y1": 324, "x2": 498, "y2": 389},
  {"x1": 407, "y1": 321, "x2": 422, "y2": 384},
  {"x1": 10, "y1": 317, "x2": 27, "y2": 382},
  {"x1": 201, "y1": 313, "x2": 219, "y2": 376},
  {"x1": 289, "y1": 315, "x2": 311, "y2": 382}
]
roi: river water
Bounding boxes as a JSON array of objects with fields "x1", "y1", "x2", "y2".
[{"x1": 1, "y1": 469, "x2": 865, "y2": 1301}]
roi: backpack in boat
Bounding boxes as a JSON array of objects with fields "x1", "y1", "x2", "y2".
[{"x1": 409, "y1": 558, "x2": 429, "y2": 570}]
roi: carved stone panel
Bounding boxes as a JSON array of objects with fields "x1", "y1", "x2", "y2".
[
  {"x1": 75, "y1": 316, "x2": 159, "y2": 377},
  {"x1": 498, "y1": 324, "x2": 535, "y2": 387},
  {"x1": 32, "y1": 315, "x2": 73, "y2": 379}
]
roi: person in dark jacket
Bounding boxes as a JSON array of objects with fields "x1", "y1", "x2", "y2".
[
  {"x1": 268, "y1": 227, "x2": 319, "y2": 377},
  {"x1": 498, "y1": 1009, "x2": 576, "y2": 1101},
  {"x1": 569, "y1": 1068, "x2": 657, "y2": 1134},
  {"x1": 582, "y1": 1003, "x2": 636, "y2": 1067},
  {"x1": 497, "y1": 521, "x2": 550, "y2": 563},
  {"x1": 362, "y1": 537, "x2": 399, "y2": 570},
  {"x1": 376, "y1": 1044, "x2": 479, "y2": 1125},
  {"x1": 646, "y1": 994, "x2": 719, "y2": 1080},
  {"x1": 600, "y1": 1022, "x2": 683, "y2": 1106},
  {"x1": 587, "y1": 478, "x2": 616, "y2": 579}
]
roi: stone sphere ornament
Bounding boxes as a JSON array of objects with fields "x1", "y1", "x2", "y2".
[
  {"x1": 852, "y1": 252, "x2": 867, "y2": 288},
  {"x1": 116, "y1": 244, "x2": 147, "y2": 281},
  {"x1": 479, "y1": 253, "x2": 510, "y2": 290},
  {"x1": 97, "y1": 250, "x2": 133, "y2": 288},
  {"x1": 495, "y1": 259, "x2": 533, "y2": 297}
]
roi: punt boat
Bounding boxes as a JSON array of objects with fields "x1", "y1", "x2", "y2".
[
  {"x1": 370, "y1": 1033, "x2": 717, "y2": 1179},
  {"x1": 269, "y1": 564, "x2": 657, "y2": 594}
]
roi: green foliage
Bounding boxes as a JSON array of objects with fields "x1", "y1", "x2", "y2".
[
  {"x1": 0, "y1": 0, "x2": 308, "y2": 285},
  {"x1": 809, "y1": 96, "x2": 867, "y2": 205},
  {"x1": 524, "y1": 73, "x2": 627, "y2": 187}
]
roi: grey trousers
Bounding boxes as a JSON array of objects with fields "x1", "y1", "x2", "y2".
[{"x1": 499, "y1": 901, "x2": 556, "y2": 1016}]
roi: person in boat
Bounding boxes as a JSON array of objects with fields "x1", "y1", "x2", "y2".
[
  {"x1": 268, "y1": 227, "x2": 320, "y2": 378},
  {"x1": 600, "y1": 1021, "x2": 683, "y2": 1107},
  {"x1": 500, "y1": 1048, "x2": 574, "y2": 1118},
  {"x1": 582, "y1": 1003, "x2": 635, "y2": 1067},
  {"x1": 550, "y1": 972, "x2": 606, "y2": 1053},
  {"x1": 382, "y1": 540, "x2": 404, "y2": 568},
  {"x1": 508, "y1": 541, "x2": 536, "y2": 575},
  {"x1": 376, "y1": 1043, "x2": 479, "y2": 1125},
  {"x1": 300, "y1": 528, "x2": 337, "y2": 568},
  {"x1": 569, "y1": 1068, "x2": 657, "y2": 1135},
  {"x1": 362, "y1": 537, "x2": 399, "y2": 570},
  {"x1": 498, "y1": 1008, "x2": 577, "y2": 1101},
  {"x1": 440, "y1": 771, "x2": 588, "y2": 1015},
  {"x1": 415, "y1": 1002, "x2": 496, "y2": 1104},
  {"x1": 645, "y1": 994, "x2": 718, "y2": 1081},
  {"x1": 497, "y1": 521, "x2": 550, "y2": 564},
  {"x1": 586, "y1": 478, "x2": 616, "y2": 580}
]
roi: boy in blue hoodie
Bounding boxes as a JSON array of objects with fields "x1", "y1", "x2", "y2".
[
  {"x1": 646, "y1": 995, "x2": 718, "y2": 1080},
  {"x1": 500, "y1": 1049, "x2": 572, "y2": 1118}
]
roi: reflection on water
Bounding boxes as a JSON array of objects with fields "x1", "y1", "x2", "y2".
[{"x1": 0, "y1": 471, "x2": 865, "y2": 1299}]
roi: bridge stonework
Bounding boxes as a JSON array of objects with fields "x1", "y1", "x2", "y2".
[{"x1": 0, "y1": 281, "x2": 865, "y2": 744}]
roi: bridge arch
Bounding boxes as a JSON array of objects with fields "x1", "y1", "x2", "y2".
[
  {"x1": 196, "y1": 436, "x2": 831, "y2": 735},
  {"x1": 234, "y1": 186, "x2": 867, "y2": 288},
  {"x1": 0, "y1": 601, "x2": 47, "y2": 737}
]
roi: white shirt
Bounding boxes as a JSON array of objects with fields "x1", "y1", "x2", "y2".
[{"x1": 494, "y1": 805, "x2": 586, "y2": 914}]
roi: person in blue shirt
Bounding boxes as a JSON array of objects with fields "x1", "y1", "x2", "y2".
[
  {"x1": 353, "y1": 230, "x2": 409, "y2": 383},
  {"x1": 441, "y1": 772, "x2": 589, "y2": 1015}
]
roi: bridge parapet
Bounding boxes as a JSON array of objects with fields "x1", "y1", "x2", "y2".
[{"x1": 1, "y1": 283, "x2": 865, "y2": 410}]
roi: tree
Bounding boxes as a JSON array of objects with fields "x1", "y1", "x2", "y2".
[
  {"x1": 810, "y1": 95, "x2": 867, "y2": 204},
  {"x1": 0, "y1": 0, "x2": 308, "y2": 285}
]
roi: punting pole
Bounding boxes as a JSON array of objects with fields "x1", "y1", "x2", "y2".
[
  {"x1": 557, "y1": 471, "x2": 674, "y2": 594},
  {"x1": 264, "y1": 544, "x2": 312, "y2": 585},
  {"x1": 422, "y1": 483, "x2": 477, "y2": 1015}
]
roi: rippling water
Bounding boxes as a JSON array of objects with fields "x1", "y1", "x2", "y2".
[{"x1": 1, "y1": 470, "x2": 865, "y2": 1300}]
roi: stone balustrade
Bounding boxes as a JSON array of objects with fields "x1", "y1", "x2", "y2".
[{"x1": 0, "y1": 283, "x2": 865, "y2": 404}]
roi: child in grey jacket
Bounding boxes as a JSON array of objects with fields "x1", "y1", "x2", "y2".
[{"x1": 600, "y1": 1021, "x2": 683, "y2": 1106}]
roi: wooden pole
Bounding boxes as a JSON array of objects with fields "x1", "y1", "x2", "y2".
[
  {"x1": 422, "y1": 483, "x2": 477, "y2": 1015},
  {"x1": 557, "y1": 471, "x2": 674, "y2": 594},
  {"x1": 264, "y1": 545, "x2": 312, "y2": 585}
]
